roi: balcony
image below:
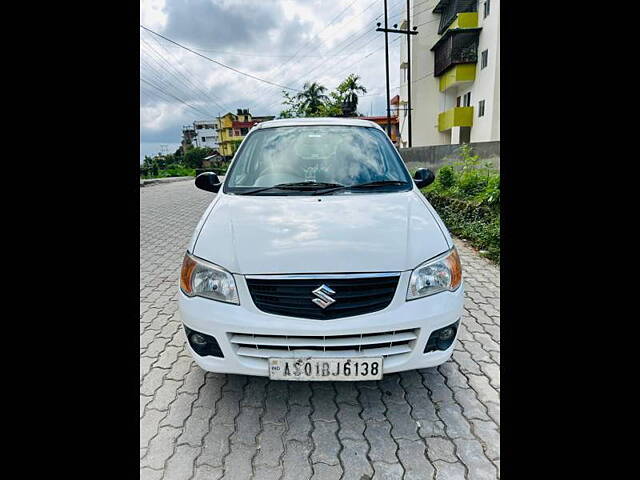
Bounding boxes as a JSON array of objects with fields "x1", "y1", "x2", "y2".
[
  {"x1": 433, "y1": 0, "x2": 478, "y2": 34},
  {"x1": 448, "y1": 12, "x2": 478, "y2": 30},
  {"x1": 438, "y1": 106, "x2": 473, "y2": 132},
  {"x1": 439, "y1": 64, "x2": 476, "y2": 91},
  {"x1": 431, "y1": 27, "x2": 481, "y2": 77}
]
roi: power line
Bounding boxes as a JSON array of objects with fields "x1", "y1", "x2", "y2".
[
  {"x1": 141, "y1": 30, "x2": 231, "y2": 112},
  {"x1": 139, "y1": 56, "x2": 218, "y2": 115},
  {"x1": 140, "y1": 25, "x2": 300, "y2": 92},
  {"x1": 245, "y1": 0, "x2": 382, "y2": 111},
  {"x1": 257, "y1": 0, "x2": 407, "y2": 112},
  {"x1": 188, "y1": 47, "x2": 377, "y2": 58},
  {"x1": 140, "y1": 41, "x2": 228, "y2": 115},
  {"x1": 140, "y1": 77, "x2": 216, "y2": 118}
]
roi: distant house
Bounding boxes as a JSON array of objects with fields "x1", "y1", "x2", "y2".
[{"x1": 217, "y1": 109, "x2": 275, "y2": 159}]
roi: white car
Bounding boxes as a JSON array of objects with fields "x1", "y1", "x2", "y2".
[{"x1": 179, "y1": 118, "x2": 463, "y2": 381}]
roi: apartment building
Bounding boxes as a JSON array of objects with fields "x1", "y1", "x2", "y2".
[
  {"x1": 181, "y1": 120, "x2": 220, "y2": 152},
  {"x1": 193, "y1": 120, "x2": 220, "y2": 149},
  {"x1": 399, "y1": 0, "x2": 499, "y2": 147}
]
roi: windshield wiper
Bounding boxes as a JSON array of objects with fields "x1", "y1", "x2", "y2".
[
  {"x1": 350, "y1": 180, "x2": 409, "y2": 188},
  {"x1": 234, "y1": 181, "x2": 345, "y2": 195},
  {"x1": 312, "y1": 180, "x2": 409, "y2": 195}
]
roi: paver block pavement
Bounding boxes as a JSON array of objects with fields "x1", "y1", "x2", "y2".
[{"x1": 140, "y1": 182, "x2": 500, "y2": 479}]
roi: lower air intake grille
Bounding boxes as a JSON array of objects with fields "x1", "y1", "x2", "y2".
[
  {"x1": 245, "y1": 274, "x2": 400, "y2": 319},
  {"x1": 229, "y1": 329, "x2": 419, "y2": 359}
]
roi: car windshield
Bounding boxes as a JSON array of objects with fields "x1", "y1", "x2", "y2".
[{"x1": 224, "y1": 125, "x2": 412, "y2": 195}]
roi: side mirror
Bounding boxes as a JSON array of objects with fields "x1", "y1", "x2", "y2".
[
  {"x1": 413, "y1": 168, "x2": 435, "y2": 188},
  {"x1": 195, "y1": 172, "x2": 221, "y2": 193}
]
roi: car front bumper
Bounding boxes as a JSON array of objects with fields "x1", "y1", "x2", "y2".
[{"x1": 178, "y1": 271, "x2": 464, "y2": 377}]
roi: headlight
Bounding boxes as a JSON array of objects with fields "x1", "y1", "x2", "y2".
[
  {"x1": 180, "y1": 252, "x2": 239, "y2": 305},
  {"x1": 407, "y1": 247, "x2": 462, "y2": 300}
]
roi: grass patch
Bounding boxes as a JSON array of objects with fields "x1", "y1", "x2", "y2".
[{"x1": 419, "y1": 144, "x2": 500, "y2": 263}]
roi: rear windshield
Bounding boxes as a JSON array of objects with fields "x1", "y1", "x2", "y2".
[{"x1": 224, "y1": 125, "x2": 411, "y2": 194}]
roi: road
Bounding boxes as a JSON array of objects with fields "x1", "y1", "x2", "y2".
[{"x1": 140, "y1": 180, "x2": 500, "y2": 480}]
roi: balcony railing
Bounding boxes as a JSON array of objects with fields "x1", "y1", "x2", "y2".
[
  {"x1": 438, "y1": 106, "x2": 473, "y2": 132},
  {"x1": 431, "y1": 28, "x2": 481, "y2": 77},
  {"x1": 439, "y1": 64, "x2": 476, "y2": 92},
  {"x1": 433, "y1": 0, "x2": 478, "y2": 34}
]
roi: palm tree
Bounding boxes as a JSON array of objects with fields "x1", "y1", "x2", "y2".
[
  {"x1": 297, "y1": 81, "x2": 329, "y2": 116},
  {"x1": 339, "y1": 74, "x2": 367, "y2": 115}
]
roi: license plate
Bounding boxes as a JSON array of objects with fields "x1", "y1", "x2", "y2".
[{"x1": 268, "y1": 357, "x2": 383, "y2": 381}]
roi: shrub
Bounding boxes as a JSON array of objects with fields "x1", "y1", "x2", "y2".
[
  {"x1": 420, "y1": 144, "x2": 500, "y2": 262},
  {"x1": 456, "y1": 170, "x2": 488, "y2": 196},
  {"x1": 437, "y1": 165, "x2": 456, "y2": 189},
  {"x1": 425, "y1": 192, "x2": 500, "y2": 262}
]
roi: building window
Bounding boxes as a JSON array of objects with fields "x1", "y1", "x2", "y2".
[
  {"x1": 463, "y1": 92, "x2": 471, "y2": 107},
  {"x1": 456, "y1": 96, "x2": 461, "y2": 107},
  {"x1": 478, "y1": 100, "x2": 485, "y2": 117},
  {"x1": 481, "y1": 50, "x2": 488, "y2": 69},
  {"x1": 484, "y1": 0, "x2": 490, "y2": 18},
  {"x1": 202, "y1": 137, "x2": 206, "y2": 142}
]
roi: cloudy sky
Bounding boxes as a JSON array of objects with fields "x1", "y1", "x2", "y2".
[{"x1": 140, "y1": 0, "x2": 404, "y2": 161}]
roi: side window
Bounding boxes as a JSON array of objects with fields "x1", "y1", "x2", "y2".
[
  {"x1": 484, "y1": 0, "x2": 490, "y2": 18},
  {"x1": 478, "y1": 100, "x2": 485, "y2": 117},
  {"x1": 463, "y1": 92, "x2": 471, "y2": 107},
  {"x1": 481, "y1": 50, "x2": 488, "y2": 69}
]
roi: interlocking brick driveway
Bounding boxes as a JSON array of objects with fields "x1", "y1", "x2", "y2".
[{"x1": 140, "y1": 181, "x2": 500, "y2": 480}]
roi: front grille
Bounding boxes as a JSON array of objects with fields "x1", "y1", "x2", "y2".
[
  {"x1": 245, "y1": 274, "x2": 400, "y2": 319},
  {"x1": 229, "y1": 329, "x2": 419, "y2": 359}
]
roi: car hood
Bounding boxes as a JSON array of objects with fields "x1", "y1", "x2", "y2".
[{"x1": 192, "y1": 190, "x2": 450, "y2": 274}]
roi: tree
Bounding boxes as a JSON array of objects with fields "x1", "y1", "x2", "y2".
[
  {"x1": 296, "y1": 81, "x2": 329, "y2": 116},
  {"x1": 279, "y1": 90, "x2": 303, "y2": 118},
  {"x1": 337, "y1": 74, "x2": 367, "y2": 116},
  {"x1": 183, "y1": 147, "x2": 213, "y2": 169},
  {"x1": 278, "y1": 75, "x2": 369, "y2": 118}
]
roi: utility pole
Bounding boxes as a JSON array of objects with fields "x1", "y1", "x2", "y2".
[
  {"x1": 406, "y1": 0, "x2": 413, "y2": 147},
  {"x1": 376, "y1": 2, "x2": 418, "y2": 146},
  {"x1": 382, "y1": 0, "x2": 391, "y2": 136}
]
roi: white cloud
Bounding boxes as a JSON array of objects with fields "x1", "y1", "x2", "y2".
[
  {"x1": 140, "y1": 0, "x2": 168, "y2": 31},
  {"x1": 140, "y1": 0, "x2": 402, "y2": 160}
]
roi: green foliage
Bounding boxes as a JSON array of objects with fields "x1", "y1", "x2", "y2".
[
  {"x1": 141, "y1": 165, "x2": 195, "y2": 179},
  {"x1": 296, "y1": 81, "x2": 329, "y2": 116},
  {"x1": 183, "y1": 146, "x2": 214, "y2": 169},
  {"x1": 421, "y1": 145, "x2": 500, "y2": 262},
  {"x1": 140, "y1": 147, "x2": 209, "y2": 178},
  {"x1": 279, "y1": 90, "x2": 304, "y2": 118},
  {"x1": 337, "y1": 74, "x2": 367, "y2": 115},
  {"x1": 278, "y1": 73, "x2": 367, "y2": 119},
  {"x1": 437, "y1": 165, "x2": 456, "y2": 189}
]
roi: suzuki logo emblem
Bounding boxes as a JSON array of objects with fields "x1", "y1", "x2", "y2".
[{"x1": 312, "y1": 284, "x2": 336, "y2": 309}]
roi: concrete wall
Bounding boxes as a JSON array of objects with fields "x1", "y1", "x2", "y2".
[{"x1": 398, "y1": 140, "x2": 500, "y2": 173}]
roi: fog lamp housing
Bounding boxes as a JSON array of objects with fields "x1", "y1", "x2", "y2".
[
  {"x1": 424, "y1": 320, "x2": 460, "y2": 353},
  {"x1": 184, "y1": 326, "x2": 224, "y2": 358}
]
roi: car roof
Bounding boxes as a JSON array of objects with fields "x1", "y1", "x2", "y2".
[{"x1": 253, "y1": 117, "x2": 384, "y2": 131}]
